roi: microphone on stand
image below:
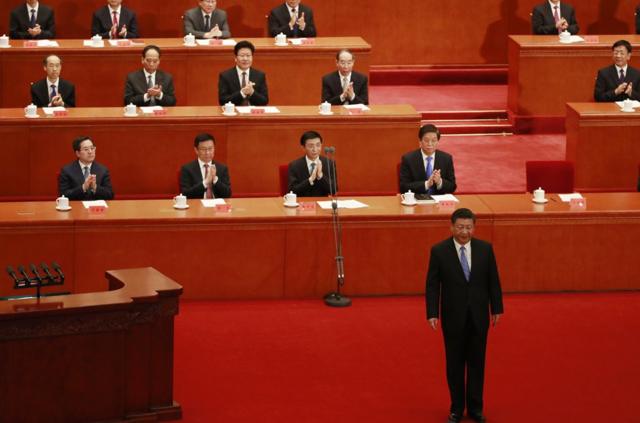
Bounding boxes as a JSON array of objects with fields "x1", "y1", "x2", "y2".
[
  {"x1": 52, "y1": 262, "x2": 65, "y2": 280},
  {"x1": 41, "y1": 262, "x2": 55, "y2": 282},
  {"x1": 6, "y1": 266, "x2": 20, "y2": 285},
  {"x1": 30, "y1": 264, "x2": 44, "y2": 284}
]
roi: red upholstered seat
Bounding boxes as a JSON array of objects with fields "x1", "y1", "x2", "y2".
[
  {"x1": 278, "y1": 164, "x2": 289, "y2": 196},
  {"x1": 525, "y1": 161, "x2": 575, "y2": 193}
]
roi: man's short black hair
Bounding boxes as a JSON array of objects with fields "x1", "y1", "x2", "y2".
[
  {"x1": 72, "y1": 136, "x2": 92, "y2": 151},
  {"x1": 194, "y1": 133, "x2": 215, "y2": 147},
  {"x1": 234, "y1": 40, "x2": 255, "y2": 56},
  {"x1": 418, "y1": 124, "x2": 441, "y2": 140},
  {"x1": 612, "y1": 39, "x2": 632, "y2": 54},
  {"x1": 142, "y1": 44, "x2": 161, "y2": 58},
  {"x1": 42, "y1": 54, "x2": 61, "y2": 66},
  {"x1": 300, "y1": 130, "x2": 323, "y2": 146},
  {"x1": 451, "y1": 208, "x2": 476, "y2": 224},
  {"x1": 336, "y1": 49, "x2": 355, "y2": 61}
]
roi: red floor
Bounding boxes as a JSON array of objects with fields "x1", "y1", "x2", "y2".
[{"x1": 370, "y1": 85, "x2": 508, "y2": 111}]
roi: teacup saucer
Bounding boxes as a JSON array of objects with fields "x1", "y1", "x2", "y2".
[
  {"x1": 532, "y1": 198, "x2": 549, "y2": 204},
  {"x1": 0, "y1": 45, "x2": 11, "y2": 49},
  {"x1": 173, "y1": 204, "x2": 189, "y2": 210},
  {"x1": 124, "y1": 113, "x2": 138, "y2": 117},
  {"x1": 56, "y1": 206, "x2": 72, "y2": 211},
  {"x1": 559, "y1": 39, "x2": 571, "y2": 44},
  {"x1": 275, "y1": 42, "x2": 288, "y2": 47},
  {"x1": 24, "y1": 114, "x2": 39, "y2": 118},
  {"x1": 401, "y1": 200, "x2": 417, "y2": 206},
  {"x1": 319, "y1": 111, "x2": 334, "y2": 115},
  {"x1": 283, "y1": 202, "x2": 299, "y2": 208},
  {"x1": 183, "y1": 43, "x2": 197, "y2": 47},
  {"x1": 222, "y1": 111, "x2": 237, "y2": 116},
  {"x1": 621, "y1": 108, "x2": 636, "y2": 113}
]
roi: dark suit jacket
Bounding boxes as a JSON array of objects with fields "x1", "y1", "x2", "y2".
[
  {"x1": 91, "y1": 6, "x2": 139, "y2": 38},
  {"x1": 183, "y1": 7, "x2": 230, "y2": 38},
  {"x1": 637, "y1": 6, "x2": 640, "y2": 34},
  {"x1": 179, "y1": 160, "x2": 231, "y2": 199},
  {"x1": 124, "y1": 69, "x2": 177, "y2": 106},
  {"x1": 268, "y1": 3, "x2": 316, "y2": 37},
  {"x1": 531, "y1": 2, "x2": 579, "y2": 35},
  {"x1": 321, "y1": 70, "x2": 368, "y2": 105},
  {"x1": 426, "y1": 237, "x2": 503, "y2": 336},
  {"x1": 594, "y1": 65, "x2": 640, "y2": 102},
  {"x1": 9, "y1": 3, "x2": 55, "y2": 39},
  {"x1": 58, "y1": 161, "x2": 114, "y2": 200},
  {"x1": 287, "y1": 156, "x2": 337, "y2": 197},
  {"x1": 30, "y1": 78, "x2": 75, "y2": 107},
  {"x1": 218, "y1": 67, "x2": 268, "y2": 106},
  {"x1": 399, "y1": 149, "x2": 456, "y2": 194}
]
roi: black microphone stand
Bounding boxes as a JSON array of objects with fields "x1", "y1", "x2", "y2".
[{"x1": 323, "y1": 146, "x2": 351, "y2": 307}]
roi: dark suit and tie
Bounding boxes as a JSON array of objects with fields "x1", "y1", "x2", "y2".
[
  {"x1": 321, "y1": 70, "x2": 369, "y2": 105},
  {"x1": 30, "y1": 78, "x2": 75, "y2": 107},
  {"x1": 399, "y1": 148, "x2": 456, "y2": 194},
  {"x1": 218, "y1": 67, "x2": 268, "y2": 106},
  {"x1": 124, "y1": 69, "x2": 176, "y2": 106},
  {"x1": 9, "y1": 3, "x2": 55, "y2": 39},
  {"x1": 594, "y1": 65, "x2": 640, "y2": 102},
  {"x1": 426, "y1": 212, "x2": 503, "y2": 420},
  {"x1": 268, "y1": 3, "x2": 316, "y2": 38},
  {"x1": 91, "y1": 5, "x2": 139, "y2": 39},
  {"x1": 183, "y1": 7, "x2": 230, "y2": 38},
  {"x1": 531, "y1": 2, "x2": 579, "y2": 35},
  {"x1": 58, "y1": 161, "x2": 113, "y2": 200},
  {"x1": 179, "y1": 160, "x2": 231, "y2": 199},
  {"x1": 287, "y1": 156, "x2": 337, "y2": 197}
]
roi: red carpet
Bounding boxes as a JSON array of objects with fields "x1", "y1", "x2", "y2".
[
  {"x1": 174, "y1": 293, "x2": 640, "y2": 422},
  {"x1": 370, "y1": 85, "x2": 508, "y2": 112}
]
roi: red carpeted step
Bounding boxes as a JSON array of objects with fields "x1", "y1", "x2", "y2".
[
  {"x1": 426, "y1": 119, "x2": 514, "y2": 135},
  {"x1": 370, "y1": 65, "x2": 508, "y2": 85}
]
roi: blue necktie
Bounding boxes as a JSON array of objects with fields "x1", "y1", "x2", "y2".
[
  {"x1": 460, "y1": 246, "x2": 470, "y2": 282},
  {"x1": 425, "y1": 156, "x2": 433, "y2": 194},
  {"x1": 619, "y1": 68, "x2": 625, "y2": 84},
  {"x1": 49, "y1": 84, "x2": 57, "y2": 100},
  {"x1": 29, "y1": 9, "x2": 36, "y2": 27},
  {"x1": 83, "y1": 166, "x2": 90, "y2": 179}
]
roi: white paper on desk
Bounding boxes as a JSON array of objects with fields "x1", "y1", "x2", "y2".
[
  {"x1": 235, "y1": 106, "x2": 281, "y2": 114},
  {"x1": 37, "y1": 40, "x2": 58, "y2": 47},
  {"x1": 42, "y1": 106, "x2": 66, "y2": 115},
  {"x1": 82, "y1": 200, "x2": 109, "y2": 208},
  {"x1": 195, "y1": 39, "x2": 236, "y2": 46},
  {"x1": 140, "y1": 106, "x2": 163, "y2": 113},
  {"x1": 343, "y1": 104, "x2": 371, "y2": 111},
  {"x1": 222, "y1": 39, "x2": 237, "y2": 46},
  {"x1": 558, "y1": 193, "x2": 583, "y2": 202},
  {"x1": 431, "y1": 194, "x2": 460, "y2": 203},
  {"x1": 568, "y1": 36, "x2": 584, "y2": 43},
  {"x1": 616, "y1": 100, "x2": 640, "y2": 108},
  {"x1": 316, "y1": 199, "x2": 369, "y2": 209},
  {"x1": 201, "y1": 199, "x2": 227, "y2": 207},
  {"x1": 82, "y1": 40, "x2": 104, "y2": 47},
  {"x1": 289, "y1": 38, "x2": 307, "y2": 45}
]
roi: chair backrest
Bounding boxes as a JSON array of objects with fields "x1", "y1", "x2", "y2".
[
  {"x1": 525, "y1": 161, "x2": 575, "y2": 193},
  {"x1": 396, "y1": 162, "x2": 401, "y2": 192},
  {"x1": 278, "y1": 164, "x2": 288, "y2": 196},
  {"x1": 637, "y1": 163, "x2": 640, "y2": 192},
  {"x1": 176, "y1": 169, "x2": 181, "y2": 194}
]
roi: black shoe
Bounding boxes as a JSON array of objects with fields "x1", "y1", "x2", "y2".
[
  {"x1": 447, "y1": 413, "x2": 462, "y2": 423},
  {"x1": 468, "y1": 412, "x2": 487, "y2": 422}
]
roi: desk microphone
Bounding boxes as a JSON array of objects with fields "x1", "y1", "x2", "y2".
[
  {"x1": 30, "y1": 263, "x2": 44, "y2": 284},
  {"x1": 41, "y1": 262, "x2": 54, "y2": 281},
  {"x1": 6, "y1": 266, "x2": 19, "y2": 284},
  {"x1": 52, "y1": 262, "x2": 65, "y2": 279}
]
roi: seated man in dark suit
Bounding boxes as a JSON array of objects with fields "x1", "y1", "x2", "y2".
[
  {"x1": 594, "y1": 40, "x2": 640, "y2": 102},
  {"x1": 321, "y1": 49, "x2": 368, "y2": 106},
  {"x1": 637, "y1": 5, "x2": 640, "y2": 35},
  {"x1": 268, "y1": 0, "x2": 316, "y2": 38},
  {"x1": 91, "y1": 0, "x2": 139, "y2": 39},
  {"x1": 9, "y1": 0, "x2": 55, "y2": 39},
  {"x1": 531, "y1": 0, "x2": 579, "y2": 35},
  {"x1": 59, "y1": 136, "x2": 114, "y2": 200},
  {"x1": 183, "y1": 0, "x2": 230, "y2": 39},
  {"x1": 287, "y1": 130, "x2": 337, "y2": 197},
  {"x1": 399, "y1": 124, "x2": 456, "y2": 195},
  {"x1": 218, "y1": 40, "x2": 268, "y2": 106},
  {"x1": 31, "y1": 54, "x2": 75, "y2": 107},
  {"x1": 124, "y1": 45, "x2": 176, "y2": 106},
  {"x1": 180, "y1": 133, "x2": 232, "y2": 199}
]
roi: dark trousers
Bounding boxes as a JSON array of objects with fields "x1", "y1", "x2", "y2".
[{"x1": 443, "y1": 310, "x2": 488, "y2": 414}]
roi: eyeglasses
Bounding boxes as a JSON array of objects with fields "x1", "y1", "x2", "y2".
[
  {"x1": 198, "y1": 147, "x2": 214, "y2": 152},
  {"x1": 338, "y1": 60, "x2": 354, "y2": 66},
  {"x1": 80, "y1": 146, "x2": 96, "y2": 152},
  {"x1": 421, "y1": 139, "x2": 438, "y2": 145}
]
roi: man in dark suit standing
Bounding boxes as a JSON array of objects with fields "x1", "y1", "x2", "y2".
[
  {"x1": 9, "y1": 0, "x2": 55, "y2": 39},
  {"x1": 399, "y1": 124, "x2": 456, "y2": 195},
  {"x1": 321, "y1": 49, "x2": 368, "y2": 106},
  {"x1": 287, "y1": 130, "x2": 337, "y2": 197},
  {"x1": 124, "y1": 45, "x2": 176, "y2": 106},
  {"x1": 31, "y1": 54, "x2": 75, "y2": 107},
  {"x1": 531, "y1": 0, "x2": 579, "y2": 34},
  {"x1": 183, "y1": 0, "x2": 230, "y2": 39},
  {"x1": 59, "y1": 136, "x2": 114, "y2": 200},
  {"x1": 218, "y1": 40, "x2": 268, "y2": 106},
  {"x1": 426, "y1": 208, "x2": 504, "y2": 423},
  {"x1": 180, "y1": 133, "x2": 231, "y2": 199},
  {"x1": 268, "y1": 0, "x2": 316, "y2": 38},
  {"x1": 594, "y1": 39, "x2": 640, "y2": 102},
  {"x1": 91, "y1": 0, "x2": 139, "y2": 39}
]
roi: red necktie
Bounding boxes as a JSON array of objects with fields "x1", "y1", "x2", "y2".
[
  {"x1": 241, "y1": 72, "x2": 249, "y2": 106},
  {"x1": 112, "y1": 11, "x2": 118, "y2": 38},
  {"x1": 204, "y1": 164, "x2": 213, "y2": 199}
]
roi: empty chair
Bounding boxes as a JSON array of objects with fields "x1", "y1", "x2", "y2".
[
  {"x1": 278, "y1": 164, "x2": 289, "y2": 196},
  {"x1": 525, "y1": 160, "x2": 574, "y2": 193}
]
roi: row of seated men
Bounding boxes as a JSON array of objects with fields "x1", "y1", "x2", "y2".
[
  {"x1": 9, "y1": 0, "x2": 315, "y2": 40},
  {"x1": 57, "y1": 124, "x2": 456, "y2": 201},
  {"x1": 30, "y1": 42, "x2": 368, "y2": 108},
  {"x1": 10, "y1": 0, "x2": 640, "y2": 41}
]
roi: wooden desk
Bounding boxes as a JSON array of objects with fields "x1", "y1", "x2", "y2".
[
  {"x1": 0, "y1": 267, "x2": 182, "y2": 422},
  {"x1": 1, "y1": 194, "x2": 638, "y2": 300},
  {"x1": 507, "y1": 35, "x2": 638, "y2": 131},
  {"x1": 566, "y1": 103, "x2": 640, "y2": 191},
  {"x1": 0, "y1": 105, "x2": 419, "y2": 198},
  {"x1": 0, "y1": 37, "x2": 370, "y2": 108}
]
